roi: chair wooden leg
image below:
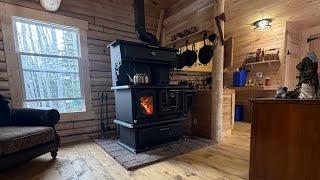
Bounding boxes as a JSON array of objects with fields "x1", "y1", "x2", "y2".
[{"x1": 51, "y1": 149, "x2": 58, "y2": 159}]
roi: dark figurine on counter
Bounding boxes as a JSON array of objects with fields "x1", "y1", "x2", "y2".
[{"x1": 277, "y1": 51, "x2": 319, "y2": 99}]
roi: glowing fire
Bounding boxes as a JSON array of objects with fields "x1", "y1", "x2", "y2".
[{"x1": 140, "y1": 96, "x2": 154, "y2": 116}]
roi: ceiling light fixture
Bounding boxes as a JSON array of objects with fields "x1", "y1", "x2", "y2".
[{"x1": 253, "y1": 18, "x2": 272, "y2": 32}]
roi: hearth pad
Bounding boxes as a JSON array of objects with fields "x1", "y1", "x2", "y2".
[{"x1": 94, "y1": 136, "x2": 214, "y2": 171}]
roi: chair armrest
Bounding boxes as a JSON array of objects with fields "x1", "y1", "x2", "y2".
[{"x1": 11, "y1": 109, "x2": 60, "y2": 127}]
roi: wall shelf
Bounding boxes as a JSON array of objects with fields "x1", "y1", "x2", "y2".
[
  {"x1": 165, "y1": 30, "x2": 211, "y2": 48},
  {"x1": 245, "y1": 60, "x2": 280, "y2": 68}
]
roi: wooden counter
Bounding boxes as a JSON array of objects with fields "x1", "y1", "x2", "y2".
[
  {"x1": 189, "y1": 89, "x2": 235, "y2": 139},
  {"x1": 250, "y1": 99, "x2": 320, "y2": 180}
]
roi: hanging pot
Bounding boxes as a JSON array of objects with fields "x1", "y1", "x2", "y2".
[
  {"x1": 208, "y1": 33, "x2": 217, "y2": 44},
  {"x1": 199, "y1": 33, "x2": 214, "y2": 65},
  {"x1": 182, "y1": 40, "x2": 197, "y2": 67}
]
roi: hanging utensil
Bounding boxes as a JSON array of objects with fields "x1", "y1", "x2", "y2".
[
  {"x1": 199, "y1": 33, "x2": 215, "y2": 65},
  {"x1": 177, "y1": 48, "x2": 185, "y2": 69},
  {"x1": 188, "y1": 42, "x2": 197, "y2": 67}
]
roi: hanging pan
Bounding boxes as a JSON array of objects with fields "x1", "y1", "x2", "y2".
[
  {"x1": 198, "y1": 33, "x2": 217, "y2": 65},
  {"x1": 182, "y1": 40, "x2": 197, "y2": 67}
]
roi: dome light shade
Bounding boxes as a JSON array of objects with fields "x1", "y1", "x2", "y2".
[{"x1": 253, "y1": 18, "x2": 272, "y2": 31}]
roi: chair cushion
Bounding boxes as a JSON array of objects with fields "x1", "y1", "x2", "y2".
[{"x1": 0, "y1": 126, "x2": 55, "y2": 156}]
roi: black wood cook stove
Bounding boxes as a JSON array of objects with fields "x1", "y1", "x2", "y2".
[{"x1": 109, "y1": 40, "x2": 191, "y2": 153}]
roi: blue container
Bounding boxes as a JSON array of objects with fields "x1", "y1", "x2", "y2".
[
  {"x1": 235, "y1": 105, "x2": 243, "y2": 121},
  {"x1": 233, "y1": 70, "x2": 247, "y2": 87}
]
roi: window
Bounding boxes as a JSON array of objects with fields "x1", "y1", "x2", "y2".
[{"x1": 12, "y1": 17, "x2": 85, "y2": 113}]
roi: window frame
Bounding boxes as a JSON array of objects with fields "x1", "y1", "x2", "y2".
[
  {"x1": 12, "y1": 17, "x2": 85, "y2": 112},
  {"x1": 0, "y1": 2, "x2": 95, "y2": 121}
]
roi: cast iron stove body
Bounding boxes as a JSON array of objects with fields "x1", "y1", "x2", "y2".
[{"x1": 109, "y1": 40, "x2": 191, "y2": 153}]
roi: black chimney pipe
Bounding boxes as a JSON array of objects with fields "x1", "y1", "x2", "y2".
[{"x1": 134, "y1": 0, "x2": 160, "y2": 46}]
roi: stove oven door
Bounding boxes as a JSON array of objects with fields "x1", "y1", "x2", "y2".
[
  {"x1": 159, "y1": 90, "x2": 184, "y2": 116},
  {"x1": 133, "y1": 90, "x2": 157, "y2": 124}
]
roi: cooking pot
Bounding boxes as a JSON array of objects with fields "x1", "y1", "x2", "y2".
[
  {"x1": 182, "y1": 40, "x2": 197, "y2": 67},
  {"x1": 198, "y1": 33, "x2": 217, "y2": 65}
]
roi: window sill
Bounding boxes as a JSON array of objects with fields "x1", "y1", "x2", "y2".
[{"x1": 59, "y1": 111, "x2": 96, "y2": 122}]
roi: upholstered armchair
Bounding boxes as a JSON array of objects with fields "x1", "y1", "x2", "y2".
[{"x1": 0, "y1": 95, "x2": 60, "y2": 171}]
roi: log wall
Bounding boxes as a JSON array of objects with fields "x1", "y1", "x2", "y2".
[
  {"x1": 0, "y1": 0, "x2": 161, "y2": 144},
  {"x1": 0, "y1": 20, "x2": 10, "y2": 98}
]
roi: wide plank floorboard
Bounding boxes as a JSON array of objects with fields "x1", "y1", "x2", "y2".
[{"x1": 0, "y1": 122, "x2": 250, "y2": 180}]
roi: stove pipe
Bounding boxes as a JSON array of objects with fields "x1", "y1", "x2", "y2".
[{"x1": 134, "y1": 0, "x2": 160, "y2": 46}]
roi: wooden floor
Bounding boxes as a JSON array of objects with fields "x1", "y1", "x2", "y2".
[{"x1": 0, "y1": 122, "x2": 250, "y2": 180}]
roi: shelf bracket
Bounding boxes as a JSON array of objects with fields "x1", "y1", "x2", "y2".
[{"x1": 215, "y1": 13, "x2": 226, "y2": 46}]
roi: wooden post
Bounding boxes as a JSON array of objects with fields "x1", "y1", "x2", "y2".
[
  {"x1": 211, "y1": 0, "x2": 225, "y2": 143},
  {"x1": 156, "y1": 9, "x2": 164, "y2": 42}
]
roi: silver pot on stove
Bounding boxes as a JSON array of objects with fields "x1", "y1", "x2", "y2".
[{"x1": 127, "y1": 73, "x2": 150, "y2": 85}]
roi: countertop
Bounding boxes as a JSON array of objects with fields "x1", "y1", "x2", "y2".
[
  {"x1": 251, "y1": 98, "x2": 320, "y2": 104},
  {"x1": 230, "y1": 86, "x2": 277, "y2": 91}
]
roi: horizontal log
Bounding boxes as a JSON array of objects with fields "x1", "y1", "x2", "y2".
[
  {"x1": 0, "y1": 90, "x2": 10, "y2": 98},
  {"x1": 94, "y1": 17, "x2": 135, "y2": 33},
  {"x1": 90, "y1": 77, "x2": 112, "y2": 86},
  {"x1": 94, "y1": 112, "x2": 116, "y2": 121},
  {"x1": 60, "y1": 132, "x2": 100, "y2": 145},
  {"x1": 0, "y1": 71, "x2": 8, "y2": 81},
  {"x1": 89, "y1": 61, "x2": 111, "y2": 72},
  {"x1": 87, "y1": 30, "x2": 137, "y2": 43},
  {"x1": 57, "y1": 125, "x2": 100, "y2": 137},
  {"x1": 92, "y1": 105, "x2": 115, "y2": 114},
  {"x1": 56, "y1": 122, "x2": 74, "y2": 131},
  {"x1": 91, "y1": 92, "x2": 115, "y2": 101},
  {"x1": 91, "y1": 86, "x2": 114, "y2": 92},
  {"x1": 91, "y1": 99, "x2": 115, "y2": 107},
  {"x1": 88, "y1": 53, "x2": 109, "y2": 62},
  {"x1": 57, "y1": 10, "x2": 95, "y2": 24},
  {"x1": 0, "y1": 51, "x2": 5, "y2": 62},
  {"x1": 0, "y1": 42, "x2": 3, "y2": 50},
  {"x1": 88, "y1": 44, "x2": 108, "y2": 55},
  {"x1": 0, "y1": 81, "x2": 9, "y2": 90},
  {"x1": 90, "y1": 71, "x2": 112, "y2": 78},
  {"x1": 73, "y1": 119, "x2": 100, "y2": 129},
  {"x1": 87, "y1": 38, "x2": 109, "y2": 47},
  {"x1": 88, "y1": 24, "x2": 104, "y2": 32},
  {"x1": 0, "y1": 62, "x2": 7, "y2": 73},
  {"x1": 103, "y1": 27, "x2": 137, "y2": 39}
]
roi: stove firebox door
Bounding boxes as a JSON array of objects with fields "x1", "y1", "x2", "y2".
[
  {"x1": 140, "y1": 96, "x2": 154, "y2": 116},
  {"x1": 133, "y1": 90, "x2": 157, "y2": 124}
]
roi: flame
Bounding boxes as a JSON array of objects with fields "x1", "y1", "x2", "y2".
[{"x1": 140, "y1": 96, "x2": 154, "y2": 116}]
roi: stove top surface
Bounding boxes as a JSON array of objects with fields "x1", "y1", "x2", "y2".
[{"x1": 111, "y1": 84, "x2": 189, "y2": 90}]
